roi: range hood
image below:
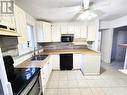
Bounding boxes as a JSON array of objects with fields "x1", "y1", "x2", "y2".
[{"x1": 0, "y1": 24, "x2": 19, "y2": 36}]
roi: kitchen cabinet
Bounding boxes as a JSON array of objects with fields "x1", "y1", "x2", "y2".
[
  {"x1": 74, "y1": 23, "x2": 81, "y2": 38},
  {"x1": 50, "y1": 55, "x2": 60, "y2": 70},
  {"x1": 81, "y1": 54, "x2": 101, "y2": 75},
  {"x1": 15, "y1": 5, "x2": 28, "y2": 44},
  {"x1": 68, "y1": 23, "x2": 75, "y2": 34},
  {"x1": 60, "y1": 23, "x2": 68, "y2": 34},
  {"x1": 73, "y1": 54, "x2": 82, "y2": 69},
  {"x1": 36, "y1": 21, "x2": 44, "y2": 42},
  {"x1": 80, "y1": 25, "x2": 87, "y2": 38},
  {"x1": 51, "y1": 24, "x2": 61, "y2": 42},
  {"x1": 43, "y1": 22, "x2": 52, "y2": 42},
  {"x1": 41, "y1": 60, "x2": 52, "y2": 92},
  {"x1": 0, "y1": 6, "x2": 18, "y2": 36},
  {"x1": 51, "y1": 21, "x2": 99, "y2": 42},
  {"x1": 87, "y1": 19, "x2": 99, "y2": 41},
  {"x1": 0, "y1": 16, "x2": 15, "y2": 28},
  {"x1": 36, "y1": 21, "x2": 51, "y2": 42}
]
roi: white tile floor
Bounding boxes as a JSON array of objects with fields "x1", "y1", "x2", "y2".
[{"x1": 44, "y1": 62, "x2": 127, "y2": 95}]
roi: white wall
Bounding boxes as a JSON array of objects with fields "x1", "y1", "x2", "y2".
[
  {"x1": 111, "y1": 15, "x2": 127, "y2": 28},
  {"x1": 100, "y1": 21, "x2": 111, "y2": 29},
  {"x1": 100, "y1": 15, "x2": 127, "y2": 29},
  {"x1": 101, "y1": 29, "x2": 114, "y2": 63}
]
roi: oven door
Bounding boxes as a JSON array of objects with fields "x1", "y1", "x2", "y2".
[{"x1": 21, "y1": 74, "x2": 42, "y2": 95}]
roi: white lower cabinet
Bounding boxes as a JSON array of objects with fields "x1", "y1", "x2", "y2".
[
  {"x1": 50, "y1": 55, "x2": 60, "y2": 70},
  {"x1": 73, "y1": 54, "x2": 82, "y2": 69},
  {"x1": 41, "y1": 60, "x2": 52, "y2": 92},
  {"x1": 81, "y1": 54, "x2": 101, "y2": 75}
]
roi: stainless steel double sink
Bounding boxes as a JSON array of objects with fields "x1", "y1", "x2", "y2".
[{"x1": 31, "y1": 54, "x2": 48, "y2": 61}]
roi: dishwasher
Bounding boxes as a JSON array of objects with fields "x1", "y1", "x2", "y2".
[{"x1": 60, "y1": 54, "x2": 73, "y2": 70}]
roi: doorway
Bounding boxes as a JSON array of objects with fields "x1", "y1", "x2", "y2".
[{"x1": 111, "y1": 26, "x2": 127, "y2": 69}]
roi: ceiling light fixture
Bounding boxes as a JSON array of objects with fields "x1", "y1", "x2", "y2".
[{"x1": 82, "y1": 0, "x2": 90, "y2": 9}]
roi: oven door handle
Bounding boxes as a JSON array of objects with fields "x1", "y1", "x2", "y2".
[{"x1": 20, "y1": 74, "x2": 39, "y2": 95}]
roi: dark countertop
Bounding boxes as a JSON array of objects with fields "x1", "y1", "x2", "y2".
[{"x1": 10, "y1": 68, "x2": 40, "y2": 95}]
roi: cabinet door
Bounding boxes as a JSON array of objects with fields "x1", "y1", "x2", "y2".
[
  {"x1": 41, "y1": 61, "x2": 52, "y2": 92},
  {"x1": 36, "y1": 21, "x2": 51, "y2": 42},
  {"x1": 83, "y1": 54, "x2": 100, "y2": 75},
  {"x1": 74, "y1": 23, "x2": 81, "y2": 38},
  {"x1": 87, "y1": 20, "x2": 99, "y2": 41},
  {"x1": 15, "y1": 6, "x2": 27, "y2": 43},
  {"x1": 41, "y1": 68, "x2": 46, "y2": 92},
  {"x1": 68, "y1": 23, "x2": 75, "y2": 34},
  {"x1": 50, "y1": 55, "x2": 60, "y2": 70},
  {"x1": 80, "y1": 25, "x2": 87, "y2": 38},
  {"x1": 73, "y1": 54, "x2": 82, "y2": 69},
  {"x1": 60, "y1": 23, "x2": 68, "y2": 34},
  {"x1": 51, "y1": 24, "x2": 61, "y2": 42},
  {"x1": 36, "y1": 21, "x2": 44, "y2": 42},
  {"x1": 43, "y1": 22, "x2": 51, "y2": 42}
]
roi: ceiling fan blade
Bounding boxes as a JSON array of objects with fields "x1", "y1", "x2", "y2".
[
  {"x1": 71, "y1": 9, "x2": 84, "y2": 21},
  {"x1": 90, "y1": 9, "x2": 105, "y2": 17}
]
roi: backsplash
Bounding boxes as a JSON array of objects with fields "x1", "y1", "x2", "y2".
[
  {"x1": 0, "y1": 36, "x2": 19, "y2": 57},
  {"x1": 38, "y1": 42, "x2": 87, "y2": 49}
]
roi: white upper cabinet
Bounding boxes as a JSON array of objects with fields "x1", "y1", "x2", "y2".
[
  {"x1": 36, "y1": 21, "x2": 51, "y2": 42},
  {"x1": 15, "y1": 5, "x2": 28, "y2": 43},
  {"x1": 0, "y1": 16, "x2": 15, "y2": 28},
  {"x1": 51, "y1": 21, "x2": 98, "y2": 42},
  {"x1": 60, "y1": 23, "x2": 68, "y2": 34},
  {"x1": 74, "y1": 23, "x2": 81, "y2": 38},
  {"x1": 51, "y1": 24, "x2": 61, "y2": 42},
  {"x1": 68, "y1": 23, "x2": 75, "y2": 34},
  {"x1": 87, "y1": 19, "x2": 99, "y2": 41},
  {"x1": 80, "y1": 24, "x2": 87, "y2": 38},
  {"x1": 36, "y1": 21, "x2": 44, "y2": 42},
  {"x1": 43, "y1": 22, "x2": 52, "y2": 42}
]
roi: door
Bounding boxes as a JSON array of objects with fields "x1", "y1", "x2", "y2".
[{"x1": 60, "y1": 54, "x2": 73, "y2": 70}]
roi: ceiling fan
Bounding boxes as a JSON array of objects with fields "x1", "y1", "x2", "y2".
[{"x1": 70, "y1": 0, "x2": 109, "y2": 21}]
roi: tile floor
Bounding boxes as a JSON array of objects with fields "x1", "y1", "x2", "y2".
[
  {"x1": 44, "y1": 62, "x2": 127, "y2": 95},
  {"x1": 111, "y1": 60, "x2": 124, "y2": 69}
]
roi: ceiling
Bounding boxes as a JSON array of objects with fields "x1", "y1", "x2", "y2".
[{"x1": 15, "y1": 0, "x2": 127, "y2": 22}]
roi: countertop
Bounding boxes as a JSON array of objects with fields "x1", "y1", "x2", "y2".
[
  {"x1": 16, "y1": 48, "x2": 100, "y2": 68},
  {"x1": 42, "y1": 48, "x2": 100, "y2": 55},
  {"x1": 119, "y1": 44, "x2": 127, "y2": 48}
]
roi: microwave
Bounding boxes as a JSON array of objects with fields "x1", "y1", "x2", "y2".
[{"x1": 61, "y1": 34, "x2": 74, "y2": 42}]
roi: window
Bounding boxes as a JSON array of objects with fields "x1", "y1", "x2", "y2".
[{"x1": 27, "y1": 24, "x2": 34, "y2": 49}]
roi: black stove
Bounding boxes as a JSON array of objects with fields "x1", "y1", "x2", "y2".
[{"x1": 3, "y1": 56, "x2": 40, "y2": 95}]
